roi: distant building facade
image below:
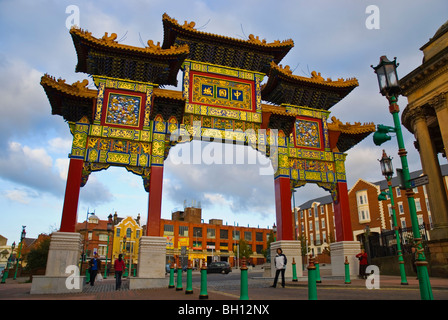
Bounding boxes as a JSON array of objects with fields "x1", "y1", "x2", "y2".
[
  {"x1": 297, "y1": 164, "x2": 448, "y2": 260},
  {"x1": 160, "y1": 206, "x2": 273, "y2": 268}
]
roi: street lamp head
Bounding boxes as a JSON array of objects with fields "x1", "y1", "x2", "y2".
[
  {"x1": 371, "y1": 56, "x2": 401, "y2": 97},
  {"x1": 21, "y1": 226, "x2": 26, "y2": 240},
  {"x1": 379, "y1": 149, "x2": 394, "y2": 178}
]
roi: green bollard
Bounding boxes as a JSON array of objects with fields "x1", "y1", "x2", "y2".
[
  {"x1": 168, "y1": 261, "x2": 175, "y2": 289},
  {"x1": 199, "y1": 259, "x2": 208, "y2": 299},
  {"x1": 85, "y1": 268, "x2": 90, "y2": 284},
  {"x1": 292, "y1": 258, "x2": 298, "y2": 282},
  {"x1": 240, "y1": 258, "x2": 249, "y2": 300},
  {"x1": 307, "y1": 257, "x2": 317, "y2": 300},
  {"x1": 315, "y1": 258, "x2": 322, "y2": 283},
  {"x1": 344, "y1": 256, "x2": 351, "y2": 284},
  {"x1": 185, "y1": 260, "x2": 193, "y2": 294},
  {"x1": 176, "y1": 259, "x2": 183, "y2": 291}
]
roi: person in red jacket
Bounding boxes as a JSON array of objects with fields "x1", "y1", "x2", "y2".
[
  {"x1": 114, "y1": 254, "x2": 126, "y2": 290},
  {"x1": 356, "y1": 249, "x2": 368, "y2": 279}
]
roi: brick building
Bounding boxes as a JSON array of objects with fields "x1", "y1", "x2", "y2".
[
  {"x1": 160, "y1": 206, "x2": 273, "y2": 268},
  {"x1": 296, "y1": 164, "x2": 448, "y2": 262}
]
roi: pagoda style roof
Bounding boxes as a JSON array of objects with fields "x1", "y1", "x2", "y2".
[
  {"x1": 327, "y1": 116, "x2": 375, "y2": 152},
  {"x1": 40, "y1": 74, "x2": 185, "y2": 123},
  {"x1": 261, "y1": 104, "x2": 296, "y2": 135},
  {"x1": 41, "y1": 74, "x2": 96, "y2": 123},
  {"x1": 161, "y1": 13, "x2": 294, "y2": 74},
  {"x1": 70, "y1": 27, "x2": 189, "y2": 86},
  {"x1": 261, "y1": 62, "x2": 359, "y2": 109}
]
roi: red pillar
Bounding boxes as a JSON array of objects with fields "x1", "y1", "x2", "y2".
[
  {"x1": 274, "y1": 176, "x2": 294, "y2": 240},
  {"x1": 60, "y1": 158, "x2": 84, "y2": 232},
  {"x1": 146, "y1": 165, "x2": 164, "y2": 236},
  {"x1": 333, "y1": 181, "x2": 353, "y2": 242}
]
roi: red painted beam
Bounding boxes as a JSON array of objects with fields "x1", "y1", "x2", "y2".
[
  {"x1": 60, "y1": 158, "x2": 84, "y2": 232},
  {"x1": 274, "y1": 176, "x2": 293, "y2": 240},
  {"x1": 333, "y1": 181, "x2": 354, "y2": 241},
  {"x1": 146, "y1": 165, "x2": 164, "y2": 236}
]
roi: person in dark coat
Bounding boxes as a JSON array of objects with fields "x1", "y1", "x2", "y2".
[{"x1": 89, "y1": 253, "x2": 101, "y2": 286}]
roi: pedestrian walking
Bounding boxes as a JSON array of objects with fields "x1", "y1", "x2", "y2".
[
  {"x1": 356, "y1": 249, "x2": 368, "y2": 279},
  {"x1": 270, "y1": 248, "x2": 287, "y2": 288},
  {"x1": 114, "y1": 254, "x2": 126, "y2": 290},
  {"x1": 89, "y1": 253, "x2": 101, "y2": 286}
]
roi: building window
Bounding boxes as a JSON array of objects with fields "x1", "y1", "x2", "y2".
[
  {"x1": 136, "y1": 230, "x2": 140, "y2": 239},
  {"x1": 206, "y1": 242, "x2": 216, "y2": 252},
  {"x1": 207, "y1": 228, "x2": 215, "y2": 239},
  {"x1": 88, "y1": 231, "x2": 92, "y2": 240},
  {"x1": 116, "y1": 228, "x2": 120, "y2": 237},
  {"x1": 256, "y1": 245, "x2": 263, "y2": 254},
  {"x1": 126, "y1": 228, "x2": 132, "y2": 238},
  {"x1": 315, "y1": 220, "x2": 319, "y2": 232},
  {"x1": 398, "y1": 202, "x2": 404, "y2": 215},
  {"x1": 320, "y1": 206, "x2": 324, "y2": 215},
  {"x1": 99, "y1": 234, "x2": 108, "y2": 242},
  {"x1": 322, "y1": 231, "x2": 327, "y2": 243},
  {"x1": 309, "y1": 221, "x2": 313, "y2": 231},
  {"x1": 400, "y1": 218, "x2": 406, "y2": 229},
  {"x1": 387, "y1": 204, "x2": 393, "y2": 216},
  {"x1": 415, "y1": 198, "x2": 422, "y2": 212},
  {"x1": 220, "y1": 242, "x2": 228, "y2": 252},
  {"x1": 193, "y1": 227, "x2": 202, "y2": 238},
  {"x1": 244, "y1": 231, "x2": 252, "y2": 241},
  {"x1": 359, "y1": 209, "x2": 370, "y2": 221},
  {"x1": 220, "y1": 229, "x2": 228, "y2": 240},
  {"x1": 256, "y1": 232, "x2": 263, "y2": 242},
  {"x1": 418, "y1": 215, "x2": 424, "y2": 225},
  {"x1": 164, "y1": 224, "x2": 174, "y2": 236},
  {"x1": 179, "y1": 225, "x2": 189, "y2": 237},
  {"x1": 357, "y1": 191, "x2": 368, "y2": 205},
  {"x1": 321, "y1": 218, "x2": 326, "y2": 229},
  {"x1": 314, "y1": 204, "x2": 319, "y2": 218},
  {"x1": 396, "y1": 187, "x2": 401, "y2": 197},
  {"x1": 233, "y1": 230, "x2": 239, "y2": 240}
]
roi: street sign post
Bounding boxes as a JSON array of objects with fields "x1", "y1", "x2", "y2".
[{"x1": 409, "y1": 175, "x2": 429, "y2": 188}]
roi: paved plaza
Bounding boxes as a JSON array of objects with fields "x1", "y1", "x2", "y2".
[{"x1": 2, "y1": 267, "x2": 447, "y2": 301}]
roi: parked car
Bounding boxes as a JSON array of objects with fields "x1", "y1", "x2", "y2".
[{"x1": 207, "y1": 261, "x2": 232, "y2": 274}]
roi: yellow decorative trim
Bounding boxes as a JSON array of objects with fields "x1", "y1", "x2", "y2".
[
  {"x1": 269, "y1": 62, "x2": 359, "y2": 88},
  {"x1": 70, "y1": 26, "x2": 189, "y2": 56},
  {"x1": 327, "y1": 116, "x2": 375, "y2": 134},
  {"x1": 163, "y1": 13, "x2": 294, "y2": 49}
]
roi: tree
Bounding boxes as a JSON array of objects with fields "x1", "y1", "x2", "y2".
[
  {"x1": 25, "y1": 237, "x2": 50, "y2": 272},
  {"x1": 233, "y1": 239, "x2": 252, "y2": 260}
]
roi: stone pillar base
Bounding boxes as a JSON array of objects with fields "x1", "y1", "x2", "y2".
[
  {"x1": 129, "y1": 236, "x2": 166, "y2": 290},
  {"x1": 427, "y1": 238, "x2": 448, "y2": 278},
  {"x1": 270, "y1": 240, "x2": 302, "y2": 278},
  {"x1": 30, "y1": 232, "x2": 84, "y2": 294},
  {"x1": 330, "y1": 241, "x2": 361, "y2": 277}
]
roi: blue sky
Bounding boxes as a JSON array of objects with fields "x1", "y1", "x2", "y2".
[{"x1": 0, "y1": 0, "x2": 447, "y2": 244}]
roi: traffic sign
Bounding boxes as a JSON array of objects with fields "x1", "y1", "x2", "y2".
[{"x1": 409, "y1": 175, "x2": 429, "y2": 188}]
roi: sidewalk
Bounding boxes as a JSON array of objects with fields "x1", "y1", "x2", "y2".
[{"x1": 0, "y1": 272, "x2": 446, "y2": 300}]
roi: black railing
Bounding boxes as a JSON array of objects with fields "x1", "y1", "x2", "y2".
[{"x1": 366, "y1": 223, "x2": 428, "y2": 259}]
